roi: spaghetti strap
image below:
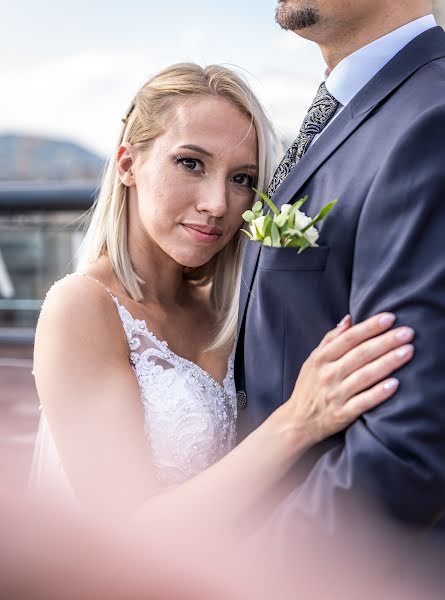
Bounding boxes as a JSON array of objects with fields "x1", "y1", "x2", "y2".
[
  {"x1": 74, "y1": 272, "x2": 117, "y2": 302},
  {"x1": 71, "y1": 273, "x2": 130, "y2": 348}
]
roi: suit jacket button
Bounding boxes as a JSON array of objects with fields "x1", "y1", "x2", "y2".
[{"x1": 237, "y1": 390, "x2": 247, "y2": 410}]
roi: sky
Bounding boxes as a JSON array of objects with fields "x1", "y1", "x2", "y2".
[{"x1": 0, "y1": 0, "x2": 325, "y2": 157}]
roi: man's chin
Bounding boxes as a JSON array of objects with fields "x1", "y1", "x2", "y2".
[{"x1": 275, "y1": 3, "x2": 320, "y2": 32}]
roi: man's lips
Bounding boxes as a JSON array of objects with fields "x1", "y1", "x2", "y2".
[{"x1": 181, "y1": 223, "x2": 223, "y2": 243}]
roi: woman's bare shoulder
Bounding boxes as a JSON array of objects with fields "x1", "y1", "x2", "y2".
[
  {"x1": 35, "y1": 273, "x2": 127, "y2": 359},
  {"x1": 40, "y1": 273, "x2": 113, "y2": 321}
]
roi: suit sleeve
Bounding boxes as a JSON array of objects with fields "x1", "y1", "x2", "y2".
[{"x1": 276, "y1": 106, "x2": 445, "y2": 534}]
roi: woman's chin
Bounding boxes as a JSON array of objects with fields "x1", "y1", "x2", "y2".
[
  {"x1": 166, "y1": 237, "x2": 224, "y2": 268},
  {"x1": 174, "y1": 252, "x2": 216, "y2": 270},
  {"x1": 180, "y1": 259, "x2": 212, "y2": 270}
]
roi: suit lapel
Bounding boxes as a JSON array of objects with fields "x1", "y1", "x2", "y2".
[
  {"x1": 272, "y1": 26, "x2": 445, "y2": 210},
  {"x1": 269, "y1": 102, "x2": 361, "y2": 211},
  {"x1": 237, "y1": 26, "x2": 445, "y2": 337},
  {"x1": 238, "y1": 241, "x2": 261, "y2": 337},
  {"x1": 236, "y1": 102, "x2": 362, "y2": 338}
]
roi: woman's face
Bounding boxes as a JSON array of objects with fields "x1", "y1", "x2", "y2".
[{"x1": 123, "y1": 95, "x2": 259, "y2": 269}]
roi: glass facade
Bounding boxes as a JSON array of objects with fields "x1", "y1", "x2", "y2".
[{"x1": 0, "y1": 211, "x2": 86, "y2": 330}]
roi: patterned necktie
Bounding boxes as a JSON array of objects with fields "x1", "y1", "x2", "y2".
[{"x1": 267, "y1": 82, "x2": 339, "y2": 198}]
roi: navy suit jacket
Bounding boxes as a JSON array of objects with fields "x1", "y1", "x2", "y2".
[{"x1": 235, "y1": 26, "x2": 445, "y2": 533}]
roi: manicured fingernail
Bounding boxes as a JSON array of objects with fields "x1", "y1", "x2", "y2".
[
  {"x1": 384, "y1": 378, "x2": 399, "y2": 391},
  {"x1": 379, "y1": 313, "x2": 396, "y2": 327},
  {"x1": 337, "y1": 314, "x2": 350, "y2": 328},
  {"x1": 395, "y1": 327, "x2": 415, "y2": 342},
  {"x1": 396, "y1": 345, "x2": 413, "y2": 358}
]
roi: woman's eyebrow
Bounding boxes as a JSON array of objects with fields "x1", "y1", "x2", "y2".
[
  {"x1": 179, "y1": 144, "x2": 213, "y2": 157},
  {"x1": 237, "y1": 163, "x2": 258, "y2": 172}
]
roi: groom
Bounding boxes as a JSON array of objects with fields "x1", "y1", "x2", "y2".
[{"x1": 236, "y1": 0, "x2": 445, "y2": 534}]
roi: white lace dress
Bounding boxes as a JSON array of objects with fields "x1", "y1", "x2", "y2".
[{"x1": 30, "y1": 276, "x2": 237, "y2": 497}]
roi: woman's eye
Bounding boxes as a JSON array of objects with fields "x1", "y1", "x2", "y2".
[
  {"x1": 176, "y1": 157, "x2": 203, "y2": 172},
  {"x1": 231, "y1": 173, "x2": 255, "y2": 187}
]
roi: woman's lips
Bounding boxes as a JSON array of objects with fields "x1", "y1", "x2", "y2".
[{"x1": 181, "y1": 224, "x2": 223, "y2": 244}]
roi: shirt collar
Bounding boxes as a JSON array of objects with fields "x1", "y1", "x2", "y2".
[{"x1": 325, "y1": 14, "x2": 437, "y2": 106}]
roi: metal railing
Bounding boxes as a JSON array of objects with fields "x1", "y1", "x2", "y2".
[
  {"x1": 0, "y1": 182, "x2": 96, "y2": 345},
  {"x1": 0, "y1": 181, "x2": 96, "y2": 212}
]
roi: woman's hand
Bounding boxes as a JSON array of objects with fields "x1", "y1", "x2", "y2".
[{"x1": 286, "y1": 313, "x2": 414, "y2": 445}]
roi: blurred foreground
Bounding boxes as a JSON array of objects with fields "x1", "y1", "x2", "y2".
[
  {"x1": 1, "y1": 488, "x2": 445, "y2": 599},
  {"x1": 0, "y1": 342, "x2": 38, "y2": 490},
  {"x1": 1, "y1": 432, "x2": 445, "y2": 599}
]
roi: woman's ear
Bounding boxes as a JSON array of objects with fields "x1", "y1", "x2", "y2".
[{"x1": 117, "y1": 142, "x2": 136, "y2": 187}]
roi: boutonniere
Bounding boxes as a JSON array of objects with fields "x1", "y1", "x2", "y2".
[{"x1": 242, "y1": 189, "x2": 336, "y2": 254}]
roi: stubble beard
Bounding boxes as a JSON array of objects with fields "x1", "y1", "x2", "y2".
[{"x1": 275, "y1": 1, "x2": 320, "y2": 31}]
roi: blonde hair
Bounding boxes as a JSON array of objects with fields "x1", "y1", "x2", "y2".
[{"x1": 78, "y1": 63, "x2": 278, "y2": 350}]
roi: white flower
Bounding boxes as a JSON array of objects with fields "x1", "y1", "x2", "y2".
[
  {"x1": 293, "y1": 209, "x2": 313, "y2": 231},
  {"x1": 242, "y1": 188, "x2": 336, "y2": 253},
  {"x1": 253, "y1": 215, "x2": 267, "y2": 237},
  {"x1": 249, "y1": 215, "x2": 267, "y2": 239},
  {"x1": 304, "y1": 226, "x2": 319, "y2": 246}
]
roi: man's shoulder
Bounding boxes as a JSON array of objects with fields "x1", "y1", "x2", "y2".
[
  {"x1": 403, "y1": 51, "x2": 445, "y2": 101},
  {"x1": 372, "y1": 28, "x2": 445, "y2": 113},
  {"x1": 423, "y1": 55, "x2": 445, "y2": 86},
  {"x1": 380, "y1": 56, "x2": 445, "y2": 124}
]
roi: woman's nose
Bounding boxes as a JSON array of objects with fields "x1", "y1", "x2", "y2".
[{"x1": 195, "y1": 180, "x2": 228, "y2": 217}]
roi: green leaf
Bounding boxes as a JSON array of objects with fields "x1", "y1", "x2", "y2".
[
  {"x1": 271, "y1": 222, "x2": 281, "y2": 247},
  {"x1": 252, "y1": 201, "x2": 263, "y2": 213},
  {"x1": 285, "y1": 228, "x2": 303, "y2": 237},
  {"x1": 287, "y1": 197, "x2": 308, "y2": 228},
  {"x1": 280, "y1": 220, "x2": 289, "y2": 235},
  {"x1": 294, "y1": 195, "x2": 309, "y2": 209},
  {"x1": 253, "y1": 188, "x2": 280, "y2": 217},
  {"x1": 250, "y1": 221, "x2": 261, "y2": 239},
  {"x1": 274, "y1": 211, "x2": 289, "y2": 229},
  {"x1": 263, "y1": 214, "x2": 273, "y2": 238},
  {"x1": 298, "y1": 239, "x2": 311, "y2": 254},
  {"x1": 241, "y1": 229, "x2": 253, "y2": 239},
  {"x1": 263, "y1": 236, "x2": 272, "y2": 246},
  {"x1": 288, "y1": 209, "x2": 295, "y2": 230},
  {"x1": 284, "y1": 237, "x2": 304, "y2": 249},
  {"x1": 301, "y1": 200, "x2": 337, "y2": 232},
  {"x1": 242, "y1": 210, "x2": 255, "y2": 223},
  {"x1": 282, "y1": 235, "x2": 294, "y2": 247}
]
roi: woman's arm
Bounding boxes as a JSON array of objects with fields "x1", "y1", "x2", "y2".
[
  {"x1": 137, "y1": 312, "x2": 414, "y2": 532},
  {"x1": 34, "y1": 276, "x2": 413, "y2": 531},
  {"x1": 33, "y1": 277, "x2": 159, "y2": 515}
]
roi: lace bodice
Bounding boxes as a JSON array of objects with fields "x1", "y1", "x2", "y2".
[
  {"x1": 31, "y1": 275, "x2": 237, "y2": 492},
  {"x1": 115, "y1": 297, "x2": 237, "y2": 487}
]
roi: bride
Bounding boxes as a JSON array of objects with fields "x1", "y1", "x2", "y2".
[{"x1": 31, "y1": 64, "x2": 414, "y2": 526}]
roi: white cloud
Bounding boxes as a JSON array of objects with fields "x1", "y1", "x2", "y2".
[
  {"x1": 0, "y1": 17, "x2": 325, "y2": 157},
  {"x1": 0, "y1": 49, "x2": 152, "y2": 155}
]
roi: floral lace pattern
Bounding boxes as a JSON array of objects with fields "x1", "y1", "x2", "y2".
[{"x1": 114, "y1": 300, "x2": 237, "y2": 487}]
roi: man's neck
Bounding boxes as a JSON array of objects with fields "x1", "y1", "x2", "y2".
[{"x1": 319, "y1": 11, "x2": 432, "y2": 70}]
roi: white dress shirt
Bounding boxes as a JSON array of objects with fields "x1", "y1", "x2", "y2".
[{"x1": 311, "y1": 14, "x2": 437, "y2": 144}]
